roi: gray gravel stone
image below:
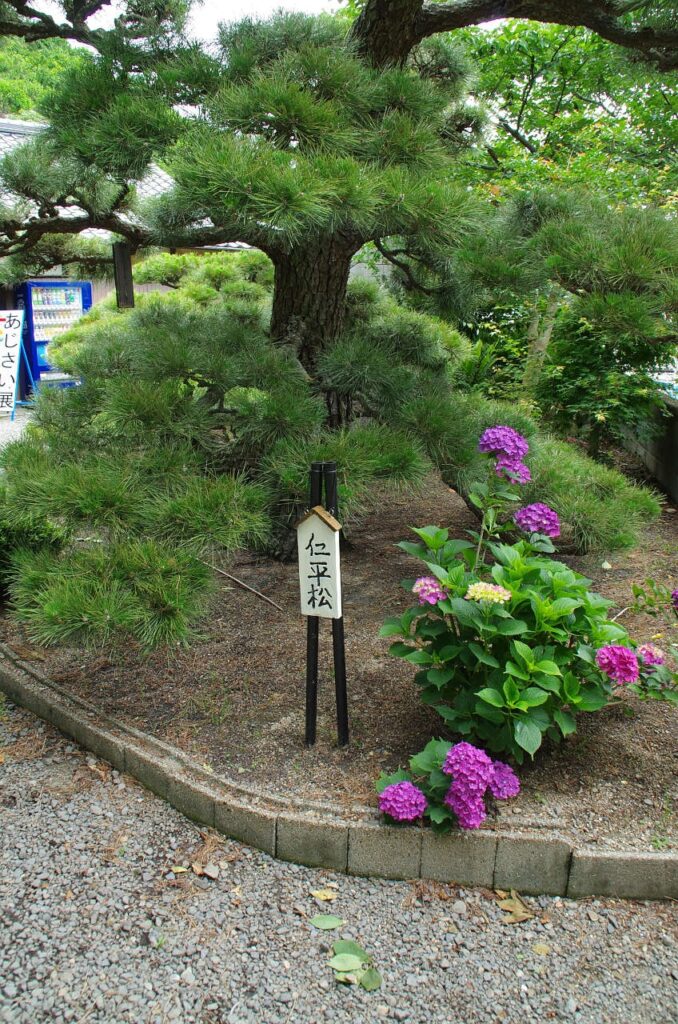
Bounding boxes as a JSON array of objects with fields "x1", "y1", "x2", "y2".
[{"x1": 1, "y1": 700, "x2": 677, "y2": 1024}]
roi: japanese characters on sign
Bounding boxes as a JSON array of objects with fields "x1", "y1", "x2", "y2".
[
  {"x1": 296, "y1": 506, "x2": 342, "y2": 620},
  {"x1": 0, "y1": 310, "x2": 24, "y2": 416}
]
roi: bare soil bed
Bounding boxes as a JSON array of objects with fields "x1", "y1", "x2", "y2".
[{"x1": 1, "y1": 474, "x2": 676, "y2": 853}]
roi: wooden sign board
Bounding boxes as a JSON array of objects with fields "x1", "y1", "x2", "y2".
[
  {"x1": 296, "y1": 505, "x2": 342, "y2": 619},
  {"x1": 0, "y1": 310, "x2": 25, "y2": 417}
]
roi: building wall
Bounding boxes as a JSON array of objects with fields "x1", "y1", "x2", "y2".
[{"x1": 626, "y1": 397, "x2": 678, "y2": 502}]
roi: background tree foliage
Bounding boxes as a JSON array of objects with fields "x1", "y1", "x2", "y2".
[
  {"x1": 0, "y1": 37, "x2": 83, "y2": 118},
  {"x1": 458, "y1": 20, "x2": 678, "y2": 209}
]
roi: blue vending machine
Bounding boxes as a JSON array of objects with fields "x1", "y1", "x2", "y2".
[{"x1": 15, "y1": 280, "x2": 93, "y2": 392}]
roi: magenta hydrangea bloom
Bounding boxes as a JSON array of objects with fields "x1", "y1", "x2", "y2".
[
  {"x1": 412, "y1": 576, "x2": 447, "y2": 606},
  {"x1": 444, "y1": 781, "x2": 487, "y2": 830},
  {"x1": 672, "y1": 589, "x2": 678, "y2": 611},
  {"x1": 442, "y1": 741, "x2": 494, "y2": 794},
  {"x1": 378, "y1": 781, "x2": 428, "y2": 822},
  {"x1": 595, "y1": 645, "x2": 639, "y2": 685},
  {"x1": 515, "y1": 503, "x2": 561, "y2": 538},
  {"x1": 496, "y1": 456, "x2": 531, "y2": 484},
  {"x1": 488, "y1": 761, "x2": 521, "y2": 800},
  {"x1": 637, "y1": 643, "x2": 665, "y2": 668},
  {"x1": 478, "y1": 425, "x2": 529, "y2": 461}
]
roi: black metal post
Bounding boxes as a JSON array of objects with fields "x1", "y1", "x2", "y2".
[
  {"x1": 304, "y1": 462, "x2": 324, "y2": 746},
  {"x1": 332, "y1": 616, "x2": 349, "y2": 747},
  {"x1": 324, "y1": 460, "x2": 338, "y2": 517},
  {"x1": 323, "y1": 461, "x2": 349, "y2": 747},
  {"x1": 112, "y1": 241, "x2": 135, "y2": 308}
]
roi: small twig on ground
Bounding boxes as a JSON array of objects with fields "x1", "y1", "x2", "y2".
[
  {"x1": 201, "y1": 561, "x2": 284, "y2": 612},
  {"x1": 612, "y1": 607, "x2": 629, "y2": 621}
]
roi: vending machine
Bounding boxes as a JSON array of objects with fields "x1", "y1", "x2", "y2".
[{"x1": 15, "y1": 280, "x2": 92, "y2": 391}]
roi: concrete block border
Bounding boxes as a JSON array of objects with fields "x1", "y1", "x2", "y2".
[{"x1": 1, "y1": 644, "x2": 675, "y2": 900}]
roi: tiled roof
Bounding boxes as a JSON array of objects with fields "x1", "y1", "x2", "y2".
[
  {"x1": 0, "y1": 117, "x2": 247, "y2": 254},
  {"x1": 0, "y1": 117, "x2": 175, "y2": 199}
]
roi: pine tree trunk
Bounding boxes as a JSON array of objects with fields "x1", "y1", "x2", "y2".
[
  {"x1": 269, "y1": 238, "x2": 356, "y2": 374},
  {"x1": 522, "y1": 287, "x2": 560, "y2": 393},
  {"x1": 351, "y1": 0, "x2": 422, "y2": 65}
]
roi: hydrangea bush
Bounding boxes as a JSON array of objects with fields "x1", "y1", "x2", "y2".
[
  {"x1": 377, "y1": 739, "x2": 520, "y2": 832},
  {"x1": 381, "y1": 427, "x2": 678, "y2": 766}
]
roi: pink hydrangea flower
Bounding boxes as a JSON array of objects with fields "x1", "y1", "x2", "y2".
[
  {"x1": 442, "y1": 741, "x2": 494, "y2": 794},
  {"x1": 444, "y1": 781, "x2": 487, "y2": 830},
  {"x1": 378, "y1": 781, "x2": 428, "y2": 822},
  {"x1": 515, "y1": 503, "x2": 561, "y2": 538},
  {"x1": 595, "y1": 645, "x2": 639, "y2": 685},
  {"x1": 488, "y1": 760, "x2": 520, "y2": 800},
  {"x1": 412, "y1": 576, "x2": 447, "y2": 606},
  {"x1": 637, "y1": 643, "x2": 665, "y2": 667}
]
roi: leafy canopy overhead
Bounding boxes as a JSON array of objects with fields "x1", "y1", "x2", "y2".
[
  {"x1": 459, "y1": 20, "x2": 678, "y2": 208},
  {"x1": 0, "y1": 0, "x2": 675, "y2": 277}
]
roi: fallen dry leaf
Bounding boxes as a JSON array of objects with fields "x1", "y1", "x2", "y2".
[
  {"x1": 498, "y1": 890, "x2": 534, "y2": 925},
  {"x1": 532, "y1": 943, "x2": 550, "y2": 956},
  {"x1": 311, "y1": 888, "x2": 338, "y2": 902}
]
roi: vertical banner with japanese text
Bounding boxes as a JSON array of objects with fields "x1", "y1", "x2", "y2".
[{"x1": 0, "y1": 310, "x2": 25, "y2": 416}]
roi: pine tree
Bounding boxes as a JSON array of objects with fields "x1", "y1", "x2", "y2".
[
  {"x1": 0, "y1": 2, "x2": 673, "y2": 646},
  {"x1": 0, "y1": 0, "x2": 675, "y2": 372}
]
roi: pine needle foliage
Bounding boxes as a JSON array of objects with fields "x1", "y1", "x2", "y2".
[{"x1": 1, "y1": 250, "x2": 660, "y2": 647}]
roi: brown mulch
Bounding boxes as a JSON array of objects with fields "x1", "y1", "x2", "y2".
[{"x1": 1, "y1": 473, "x2": 676, "y2": 852}]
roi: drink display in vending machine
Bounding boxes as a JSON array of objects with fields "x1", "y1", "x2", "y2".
[{"x1": 15, "y1": 280, "x2": 93, "y2": 391}]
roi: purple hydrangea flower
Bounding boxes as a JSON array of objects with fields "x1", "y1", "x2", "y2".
[
  {"x1": 378, "y1": 781, "x2": 428, "y2": 822},
  {"x1": 637, "y1": 643, "x2": 665, "y2": 667},
  {"x1": 442, "y1": 741, "x2": 494, "y2": 794},
  {"x1": 515, "y1": 503, "x2": 561, "y2": 538},
  {"x1": 478, "y1": 425, "x2": 529, "y2": 461},
  {"x1": 488, "y1": 760, "x2": 521, "y2": 800},
  {"x1": 595, "y1": 645, "x2": 639, "y2": 685},
  {"x1": 672, "y1": 589, "x2": 678, "y2": 611},
  {"x1": 412, "y1": 576, "x2": 447, "y2": 606},
  {"x1": 496, "y1": 456, "x2": 532, "y2": 484},
  {"x1": 444, "y1": 780, "x2": 487, "y2": 830}
]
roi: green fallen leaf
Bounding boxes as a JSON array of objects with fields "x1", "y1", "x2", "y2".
[
  {"x1": 334, "y1": 972, "x2": 359, "y2": 985},
  {"x1": 328, "y1": 954, "x2": 364, "y2": 973},
  {"x1": 309, "y1": 914, "x2": 344, "y2": 930},
  {"x1": 333, "y1": 939, "x2": 370, "y2": 960},
  {"x1": 360, "y1": 967, "x2": 382, "y2": 992}
]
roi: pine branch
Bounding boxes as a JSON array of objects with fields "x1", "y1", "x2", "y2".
[
  {"x1": 373, "y1": 238, "x2": 444, "y2": 296},
  {"x1": 353, "y1": 0, "x2": 678, "y2": 69},
  {"x1": 0, "y1": 0, "x2": 99, "y2": 45},
  {"x1": 415, "y1": 1, "x2": 678, "y2": 70}
]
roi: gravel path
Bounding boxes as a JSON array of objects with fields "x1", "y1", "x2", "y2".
[
  {"x1": 0, "y1": 410, "x2": 30, "y2": 448},
  {"x1": 1, "y1": 700, "x2": 676, "y2": 1024}
]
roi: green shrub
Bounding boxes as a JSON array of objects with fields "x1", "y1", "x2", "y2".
[
  {"x1": 398, "y1": 391, "x2": 660, "y2": 551},
  {"x1": 9, "y1": 541, "x2": 213, "y2": 648},
  {"x1": 0, "y1": 492, "x2": 66, "y2": 594},
  {"x1": 382, "y1": 452, "x2": 674, "y2": 768},
  {"x1": 150, "y1": 474, "x2": 272, "y2": 553}
]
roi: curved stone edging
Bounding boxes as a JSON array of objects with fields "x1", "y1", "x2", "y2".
[{"x1": 0, "y1": 644, "x2": 676, "y2": 900}]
